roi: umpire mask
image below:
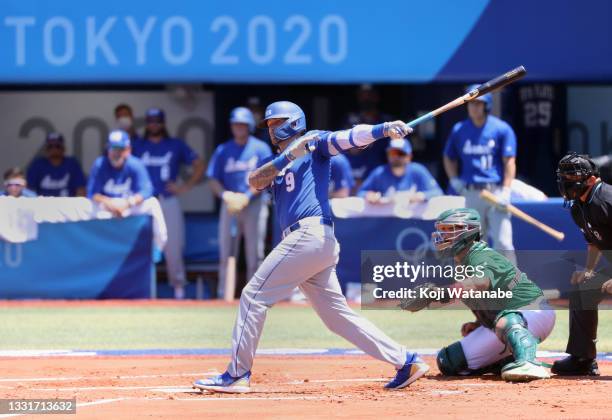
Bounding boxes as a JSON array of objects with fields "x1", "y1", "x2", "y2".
[{"x1": 557, "y1": 152, "x2": 599, "y2": 206}]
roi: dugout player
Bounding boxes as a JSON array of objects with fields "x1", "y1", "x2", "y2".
[
  {"x1": 358, "y1": 138, "x2": 442, "y2": 203},
  {"x1": 194, "y1": 101, "x2": 429, "y2": 393},
  {"x1": 206, "y1": 107, "x2": 273, "y2": 298},
  {"x1": 27, "y1": 132, "x2": 86, "y2": 197},
  {"x1": 114, "y1": 103, "x2": 140, "y2": 141},
  {"x1": 443, "y1": 85, "x2": 517, "y2": 253},
  {"x1": 342, "y1": 84, "x2": 393, "y2": 189},
  {"x1": 132, "y1": 108, "x2": 204, "y2": 299},
  {"x1": 402, "y1": 208, "x2": 555, "y2": 381},
  {"x1": 87, "y1": 130, "x2": 152, "y2": 216},
  {"x1": 329, "y1": 153, "x2": 354, "y2": 198},
  {"x1": 2, "y1": 167, "x2": 36, "y2": 197},
  {"x1": 552, "y1": 152, "x2": 611, "y2": 376}
]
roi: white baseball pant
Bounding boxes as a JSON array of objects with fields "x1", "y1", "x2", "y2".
[{"x1": 227, "y1": 217, "x2": 407, "y2": 377}]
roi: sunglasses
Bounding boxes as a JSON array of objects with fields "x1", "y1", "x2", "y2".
[{"x1": 4, "y1": 179, "x2": 25, "y2": 188}]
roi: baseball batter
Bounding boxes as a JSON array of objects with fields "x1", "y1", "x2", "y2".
[
  {"x1": 194, "y1": 101, "x2": 429, "y2": 393},
  {"x1": 443, "y1": 85, "x2": 517, "y2": 254},
  {"x1": 401, "y1": 208, "x2": 555, "y2": 382}
]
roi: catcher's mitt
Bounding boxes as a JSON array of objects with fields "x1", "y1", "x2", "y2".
[{"x1": 398, "y1": 282, "x2": 450, "y2": 312}]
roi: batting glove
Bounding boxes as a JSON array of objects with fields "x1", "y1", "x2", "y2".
[
  {"x1": 494, "y1": 186, "x2": 512, "y2": 206},
  {"x1": 449, "y1": 177, "x2": 466, "y2": 195},
  {"x1": 285, "y1": 131, "x2": 319, "y2": 161},
  {"x1": 383, "y1": 121, "x2": 412, "y2": 139}
]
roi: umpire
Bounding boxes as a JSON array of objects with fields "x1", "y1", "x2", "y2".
[{"x1": 554, "y1": 152, "x2": 612, "y2": 376}]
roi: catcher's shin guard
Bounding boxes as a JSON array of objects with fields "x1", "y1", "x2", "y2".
[{"x1": 495, "y1": 312, "x2": 549, "y2": 381}]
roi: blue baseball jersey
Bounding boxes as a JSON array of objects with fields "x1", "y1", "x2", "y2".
[
  {"x1": 131, "y1": 137, "x2": 198, "y2": 197},
  {"x1": 344, "y1": 138, "x2": 389, "y2": 182},
  {"x1": 330, "y1": 153, "x2": 355, "y2": 193},
  {"x1": 357, "y1": 162, "x2": 443, "y2": 199},
  {"x1": 87, "y1": 155, "x2": 153, "y2": 199},
  {"x1": 263, "y1": 131, "x2": 339, "y2": 231},
  {"x1": 207, "y1": 136, "x2": 272, "y2": 194},
  {"x1": 444, "y1": 115, "x2": 517, "y2": 184},
  {"x1": 27, "y1": 157, "x2": 86, "y2": 197}
]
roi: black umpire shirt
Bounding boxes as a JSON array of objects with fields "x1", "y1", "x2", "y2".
[{"x1": 570, "y1": 181, "x2": 612, "y2": 258}]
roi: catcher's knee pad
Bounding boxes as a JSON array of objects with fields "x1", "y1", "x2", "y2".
[
  {"x1": 436, "y1": 341, "x2": 467, "y2": 376},
  {"x1": 495, "y1": 311, "x2": 538, "y2": 363}
]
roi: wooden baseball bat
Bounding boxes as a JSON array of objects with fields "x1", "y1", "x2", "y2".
[
  {"x1": 479, "y1": 189, "x2": 565, "y2": 241},
  {"x1": 223, "y1": 217, "x2": 239, "y2": 302},
  {"x1": 406, "y1": 66, "x2": 527, "y2": 128}
]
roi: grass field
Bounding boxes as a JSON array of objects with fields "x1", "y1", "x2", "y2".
[{"x1": 1, "y1": 303, "x2": 611, "y2": 352}]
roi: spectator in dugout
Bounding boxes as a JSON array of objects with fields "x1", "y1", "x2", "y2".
[
  {"x1": 26, "y1": 132, "x2": 86, "y2": 197},
  {"x1": 87, "y1": 130, "x2": 152, "y2": 217},
  {"x1": 2, "y1": 167, "x2": 36, "y2": 197},
  {"x1": 114, "y1": 103, "x2": 140, "y2": 141},
  {"x1": 132, "y1": 107, "x2": 204, "y2": 299},
  {"x1": 357, "y1": 138, "x2": 442, "y2": 204}
]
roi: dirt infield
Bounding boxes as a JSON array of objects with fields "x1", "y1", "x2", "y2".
[{"x1": 0, "y1": 356, "x2": 609, "y2": 419}]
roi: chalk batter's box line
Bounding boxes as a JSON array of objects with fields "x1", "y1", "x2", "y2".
[{"x1": 0, "y1": 348, "x2": 611, "y2": 361}]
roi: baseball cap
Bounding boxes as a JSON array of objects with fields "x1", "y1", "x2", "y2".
[
  {"x1": 145, "y1": 107, "x2": 165, "y2": 123},
  {"x1": 387, "y1": 138, "x2": 412, "y2": 154},
  {"x1": 45, "y1": 132, "x2": 64, "y2": 145},
  {"x1": 107, "y1": 130, "x2": 131, "y2": 149}
]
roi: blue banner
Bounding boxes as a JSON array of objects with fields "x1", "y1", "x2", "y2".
[
  {"x1": 2, "y1": 0, "x2": 609, "y2": 82},
  {"x1": 0, "y1": 216, "x2": 152, "y2": 299}
]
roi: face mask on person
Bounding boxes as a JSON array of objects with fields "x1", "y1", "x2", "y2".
[{"x1": 116, "y1": 116, "x2": 133, "y2": 131}]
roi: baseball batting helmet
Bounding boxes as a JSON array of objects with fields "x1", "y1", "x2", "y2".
[
  {"x1": 466, "y1": 84, "x2": 492, "y2": 112},
  {"x1": 432, "y1": 208, "x2": 481, "y2": 259},
  {"x1": 257, "y1": 101, "x2": 306, "y2": 145},
  {"x1": 229, "y1": 107, "x2": 255, "y2": 133},
  {"x1": 557, "y1": 152, "x2": 600, "y2": 205}
]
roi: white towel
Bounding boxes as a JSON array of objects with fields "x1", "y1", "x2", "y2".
[{"x1": 0, "y1": 197, "x2": 38, "y2": 243}]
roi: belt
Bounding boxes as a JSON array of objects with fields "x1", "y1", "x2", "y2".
[
  {"x1": 281, "y1": 216, "x2": 333, "y2": 239},
  {"x1": 466, "y1": 182, "x2": 499, "y2": 191}
]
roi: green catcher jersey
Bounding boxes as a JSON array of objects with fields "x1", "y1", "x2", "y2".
[{"x1": 459, "y1": 241, "x2": 543, "y2": 321}]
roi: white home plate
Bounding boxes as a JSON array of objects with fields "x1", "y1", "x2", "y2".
[
  {"x1": 151, "y1": 387, "x2": 199, "y2": 393},
  {"x1": 430, "y1": 390, "x2": 463, "y2": 395}
]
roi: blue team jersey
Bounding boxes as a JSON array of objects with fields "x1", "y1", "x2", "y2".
[
  {"x1": 207, "y1": 136, "x2": 272, "y2": 194},
  {"x1": 132, "y1": 137, "x2": 198, "y2": 197},
  {"x1": 87, "y1": 155, "x2": 153, "y2": 199},
  {"x1": 357, "y1": 162, "x2": 443, "y2": 199},
  {"x1": 344, "y1": 137, "x2": 389, "y2": 182},
  {"x1": 330, "y1": 154, "x2": 355, "y2": 193},
  {"x1": 27, "y1": 156, "x2": 86, "y2": 197},
  {"x1": 264, "y1": 131, "x2": 338, "y2": 231},
  {"x1": 443, "y1": 115, "x2": 517, "y2": 184}
]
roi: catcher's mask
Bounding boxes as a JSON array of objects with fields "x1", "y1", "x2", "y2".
[
  {"x1": 432, "y1": 208, "x2": 481, "y2": 259},
  {"x1": 557, "y1": 152, "x2": 599, "y2": 206}
]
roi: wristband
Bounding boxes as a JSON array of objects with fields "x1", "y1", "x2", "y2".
[
  {"x1": 272, "y1": 153, "x2": 291, "y2": 171},
  {"x1": 372, "y1": 123, "x2": 386, "y2": 139}
]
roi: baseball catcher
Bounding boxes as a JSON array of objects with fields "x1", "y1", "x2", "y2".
[{"x1": 401, "y1": 208, "x2": 555, "y2": 382}]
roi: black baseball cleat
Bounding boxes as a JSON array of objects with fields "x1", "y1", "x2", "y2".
[{"x1": 551, "y1": 355, "x2": 600, "y2": 376}]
